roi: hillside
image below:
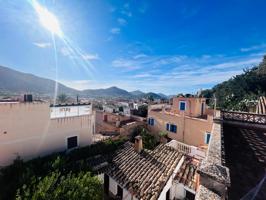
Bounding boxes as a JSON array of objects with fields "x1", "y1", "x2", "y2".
[
  {"x1": 0, "y1": 66, "x2": 78, "y2": 96},
  {"x1": 0, "y1": 66, "x2": 167, "y2": 99},
  {"x1": 82, "y1": 86, "x2": 132, "y2": 98},
  {"x1": 202, "y1": 55, "x2": 266, "y2": 111}
]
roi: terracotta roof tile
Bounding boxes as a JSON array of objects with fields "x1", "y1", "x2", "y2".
[
  {"x1": 107, "y1": 142, "x2": 183, "y2": 200},
  {"x1": 175, "y1": 156, "x2": 199, "y2": 191}
]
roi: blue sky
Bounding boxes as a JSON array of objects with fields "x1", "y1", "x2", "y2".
[{"x1": 0, "y1": 0, "x2": 266, "y2": 94}]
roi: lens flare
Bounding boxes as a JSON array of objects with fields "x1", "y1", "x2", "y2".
[{"x1": 31, "y1": 0, "x2": 63, "y2": 37}]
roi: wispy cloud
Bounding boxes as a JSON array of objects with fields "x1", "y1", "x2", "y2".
[
  {"x1": 240, "y1": 43, "x2": 266, "y2": 52},
  {"x1": 121, "y1": 2, "x2": 132, "y2": 17},
  {"x1": 82, "y1": 53, "x2": 99, "y2": 61},
  {"x1": 110, "y1": 27, "x2": 120, "y2": 34},
  {"x1": 117, "y1": 18, "x2": 127, "y2": 25},
  {"x1": 33, "y1": 42, "x2": 51, "y2": 48},
  {"x1": 133, "y1": 73, "x2": 152, "y2": 78},
  {"x1": 112, "y1": 58, "x2": 141, "y2": 71},
  {"x1": 133, "y1": 54, "x2": 147, "y2": 59},
  {"x1": 60, "y1": 47, "x2": 71, "y2": 56},
  {"x1": 109, "y1": 52, "x2": 263, "y2": 94}
]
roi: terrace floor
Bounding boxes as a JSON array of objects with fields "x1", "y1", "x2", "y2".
[{"x1": 223, "y1": 124, "x2": 266, "y2": 200}]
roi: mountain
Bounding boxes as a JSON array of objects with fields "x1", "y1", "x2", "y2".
[
  {"x1": 157, "y1": 93, "x2": 168, "y2": 99},
  {"x1": 201, "y1": 55, "x2": 266, "y2": 111},
  {"x1": 0, "y1": 66, "x2": 78, "y2": 96},
  {"x1": 142, "y1": 92, "x2": 162, "y2": 100},
  {"x1": 0, "y1": 65, "x2": 168, "y2": 99},
  {"x1": 130, "y1": 90, "x2": 145, "y2": 96},
  {"x1": 82, "y1": 86, "x2": 132, "y2": 98}
]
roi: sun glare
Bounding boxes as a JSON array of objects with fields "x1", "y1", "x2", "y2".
[{"x1": 31, "y1": 0, "x2": 63, "y2": 37}]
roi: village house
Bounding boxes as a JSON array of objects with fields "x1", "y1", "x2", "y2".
[
  {"x1": 0, "y1": 98, "x2": 95, "y2": 166},
  {"x1": 88, "y1": 136, "x2": 205, "y2": 200},
  {"x1": 95, "y1": 110, "x2": 145, "y2": 141},
  {"x1": 147, "y1": 97, "x2": 214, "y2": 147}
]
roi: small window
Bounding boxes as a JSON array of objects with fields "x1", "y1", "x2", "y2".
[
  {"x1": 179, "y1": 101, "x2": 186, "y2": 111},
  {"x1": 67, "y1": 136, "x2": 78, "y2": 149},
  {"x1": 166, "y1": 123, "x2": 177, "y2": 133},
  {"x1": 148, "y1": 118, "x2": 155, "y2": 126},
  {"x1": 204, "y1": 132, "x2": 211, "y2": 144}
]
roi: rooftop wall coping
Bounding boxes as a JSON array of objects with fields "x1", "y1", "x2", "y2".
[{"x1": 195, "y1": 185, "x2": 222, "y2": 200}]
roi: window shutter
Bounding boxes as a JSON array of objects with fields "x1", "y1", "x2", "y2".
[
  {"x1": 173, "y1": 125, "x2": 177, "y2": 133},
  {"x1": 166, "y1": 123, "x2": 169, "y2": 131}
]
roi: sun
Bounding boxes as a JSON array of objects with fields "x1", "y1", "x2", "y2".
[{"x1": 31, "y1": 0, "x2": 63, "y2": 37}]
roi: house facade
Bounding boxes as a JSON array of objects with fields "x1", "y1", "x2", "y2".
[
  {"x1": 0, "y1": 102, "x2": 95, "y2": 166},
  {"x1": 148, "y1": 97, "x2": 213, "y2": 147}
]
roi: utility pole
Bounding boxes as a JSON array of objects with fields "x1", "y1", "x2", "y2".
[{"x1": 214, "y1": 94, "x2": 217, "y2": 118}]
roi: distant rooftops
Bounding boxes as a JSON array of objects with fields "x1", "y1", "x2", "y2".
[{"x1": 50, "y1": 102, "x2": 91, "y2": 107}]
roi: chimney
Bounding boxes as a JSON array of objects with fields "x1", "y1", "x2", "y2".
[{"x1": 134, "y1": 136, "x2": 143, "y2": 153}]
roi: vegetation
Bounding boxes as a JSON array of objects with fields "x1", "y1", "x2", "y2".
[
  {"x1": 16, "y1": 171, "x2": 102, "y2": 200},
  {"x1": 130, "y1": 126, "x2": 157, "y2": 150},
  {"x1": 57, "y1": 93, "x2": 69, "y2": 104},
  {"x1": 202, "y1": 55, "x2": 266, "y2": 111},
  {"x1": 132, "y1": 104, "x2": 148, "y2": 117},
  {"x1": 0, "y1": 138, "x2": 126, "y2": 200},
  {"x1": 159, "y1": 131, "x2": 168, "y2": 138}
]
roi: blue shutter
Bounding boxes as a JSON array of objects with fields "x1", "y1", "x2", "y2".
[
  {"x1": 180, "y1": 102, "x2": 186, "y2": 111},
  {"x1": 206, "y1": 133, "x2": 211, "y2": 144},
  {"x1": 173, "y1": 125, "x2": 177, "y2": 133},
  {"x1": 166, "y1": 123, "x2": 170, "y2": 131}
]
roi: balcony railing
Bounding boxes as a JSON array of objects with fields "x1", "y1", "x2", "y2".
[
  {"x1": 166, "y1": 140, "x2": 206, "y2": 159},
  {"x1": 221, "y1": 111, "x2": 266, "y2": 125}
]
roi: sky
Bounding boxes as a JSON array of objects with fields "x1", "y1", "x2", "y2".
[{"x1": 0, "y1": 0, "x2": 266, "y2": 95}]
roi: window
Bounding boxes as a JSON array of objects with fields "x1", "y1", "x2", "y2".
[
  {"x1": 148, "y1": 118, "x2": 155, "y2": 126},
  {"x1": 166, "y1": 123, "x2": 177, "y2": 133},
  {"x1": 204, "y1": 132, "x2": 211, "y2": 144},
  {"x1": 179, "y1": 101, "x2": 186, "y2": 111},
  {"x1": 117, "y1": 185, "x2": 123, "y2": 199},
  {"x1": 67, "y1": 136, "x2": 78, "y2": 149}
]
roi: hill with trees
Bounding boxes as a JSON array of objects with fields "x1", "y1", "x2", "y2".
[{"x1": 202, "y1": 55, "x2": 266, "y2": 111}]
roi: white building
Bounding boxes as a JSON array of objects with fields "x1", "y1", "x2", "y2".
[{"x1": 0, "y1": 102, "x2": 95, "y2": 166}]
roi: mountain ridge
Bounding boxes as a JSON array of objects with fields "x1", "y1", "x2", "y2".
[{"x1": 0, "y1": 65, "x2": 168, "y2": 99}]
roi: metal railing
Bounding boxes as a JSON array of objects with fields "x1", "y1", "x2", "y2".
[{"x1": 221, "y1": 111, "x2": 266, "y2": 125}]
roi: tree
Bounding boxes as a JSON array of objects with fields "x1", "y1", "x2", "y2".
[
  {"x1": 57, "y1": 93, "x2": 68, "y2": 104},
  {"x1": 132, "y1": 105, "x2": 148, "y2": 117},
  {"x1": 130, "y1": 126, "x2": 157, "y2": 150},
  {"x1": 16, "y1": 171, "x2": 103, "y2": 200},
  {"x1": 201, "y1": 54, "x2": 266, "y2": 111}
]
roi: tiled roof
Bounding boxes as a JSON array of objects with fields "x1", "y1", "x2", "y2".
[
  {"x1": 107, "y1": 142, "x2": 183, "y2": 200},
  {"x1": 223, "y1": 124, "x2": 266, "y2": 199},
  {"x1": 174, "y1": 156, "x2": 199, "y2": 191}
]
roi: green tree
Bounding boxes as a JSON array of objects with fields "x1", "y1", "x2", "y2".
[
  {"x1": 57, "y1": 93, "x2": 68, "y2": 104},
  {"x1": 16, "y1": 171, "x2": 103, "y2": 200},
  {"x1": 201, "y1": 55, "x2": 266, "y2": 111}
]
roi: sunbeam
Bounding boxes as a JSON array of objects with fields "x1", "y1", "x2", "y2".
[{"x1": 31, "y1": 0, "x2": 63, "y2": 37}]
